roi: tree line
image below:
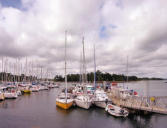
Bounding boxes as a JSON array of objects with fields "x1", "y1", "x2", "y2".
[
  {"x1": 53, "y1": 70, "x2": 144, "y2": 82},
  {"x1": 54, "y1": 70, "x2": 164, "y2": 82},
  {"x1": 0, "y1": 72, "x2": 37, "y2": 82},
  {"x1": 1, "y1": 70, "x2": 162, "y2": 83}
]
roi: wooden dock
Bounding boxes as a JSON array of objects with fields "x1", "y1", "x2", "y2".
[{"x1": 108, "y1": 93, "x2": 167, "y2": 114}]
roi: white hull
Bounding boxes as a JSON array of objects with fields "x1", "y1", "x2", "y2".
[
  {"x1": 56, "y1": 98, "x2": 73, "y2": 103},
  {"x1": 75, "y1": 99, "x2": 92, "y2": 109},
  {"x1": 17, "y1": 90, "x2": 22, "y2": 96},
  {"x1": 39, "y1": 86, "x2": 49, "y2": 91},
  {"x1": 30, "y1": 87, "x2": 39, "y2": 92},
  {"x1": 93, "y1": 89, "x2": 108, "y2": 108},
  {"x1": 108, "y1": 112, "x2": 128, "y2": 117},
  {"x1": 107, "y1": 109, "x2": 128, "y2": 117},
  {"x1": 105, "y1": 104, "x2": 129, "y2": 117},
  {"x1": 0, "y1": 93, "x2": 4, "y2": 100},
  {"x1": 4, "y1": 93, "x2": 18, "y2": 99},
  {"x1": 31, "y1": 89, "x2": 39, "y2": 92},
  {"x1": 94, "y1": 101, "x2": 107, "y2": 108}
]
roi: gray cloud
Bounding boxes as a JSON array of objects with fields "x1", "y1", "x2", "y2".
[{"x1": 0, "y1": 0, "x2": 167, "y2": 78}]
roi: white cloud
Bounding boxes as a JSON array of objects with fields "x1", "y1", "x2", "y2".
[{"x1": 0, "y1": 0, "x2": 167, "y2": 78}]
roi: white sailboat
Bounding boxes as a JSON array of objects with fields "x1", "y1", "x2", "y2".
[
  {"x1": 56, "y1": 31, "x2": 73, "y2": 109},
  {"x1": 93, "y1": 89, "x2": 108, "y2": 108},
  {"x1": 75, "y1": 94, "x2": 92, "y2": 109},
  {"x1": 92, "y1": 45, "x2": 109, "y2": 108},
  {"x1": 75, "y1": 37, "x2": 92, "y2": 109}
]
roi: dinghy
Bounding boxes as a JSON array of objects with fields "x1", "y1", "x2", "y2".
[{"x1": 105, "y1": 104, "x2": 129, "y2": 117}]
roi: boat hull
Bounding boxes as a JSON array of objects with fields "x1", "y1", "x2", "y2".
[
  {"x1": 107, "y1": 110, "x2": 128, "y2": 117},
  {"x1": 105, "y1": 104, "x2": 129, "y2": 117},
  {"x1": 22, "y1": 90, "x2": 31, "y2": 94},
  {"x1": 0, "y1": 93, "x2": 5, "y2": 101},
  {"x1": 94, "y1": 101, "x2": 107, "y2": 108},
  {"x1": 4, "y1": 93, "x2": 18, "y2": 99},
  {"x1": 17, "y1": 90, "x2": 22, "y2": 96},
  {"x1": 56, "y1": 101, "x2": 73, "y2": 109},
  {"x1": 75, "y1": 99, "x2": 92, "y2": 109}
]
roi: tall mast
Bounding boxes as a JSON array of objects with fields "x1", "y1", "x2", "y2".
[
  {"x1": 25, "y1": 57, "x2": 28, "y2": 82},
  {"x1": 94, "y1": 44, "x2": 96, "y2": 88},
  {"x1": 79, "y1": 51, "x2": 82, "y2": 85},
  {"x1": 5, "y1": 57, "x2": 8, "y2": 83},
  {"x1": 16, "y1": 59, "x2": 18, "y2": 82},
  {"x1": 20, "y1": 62, "x2": 23, "y2": 82},
  {"x1": 126, "y1": 56, "x2": 129, "y2": 88},
  {"x1": 82, "y1": 37, "x2": 86, "y2": 84},
  {"x1": 40, "y1": 66, "x2": 43, "y2": 81},
  {"x1": 1, "y1": 57, "x2": 3, "y2": 82},
  {"x1": 65, "y1": 30, "x2": 67, "y2": 103}
]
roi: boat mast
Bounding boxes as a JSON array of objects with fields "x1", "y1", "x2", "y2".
[
  {"x1": 94, "y1": 44, "x2": 96, "y2": 88},
  {"x1": 25, "y1": 57, "x2": 28, "y2": 82},
  {"x1": 40, "y1": 66, "x2": 43, "y2": 81},
  {"x1": 82, "y1": 37, "x2": 86, "y2": 84},
  {"x1": 1, "y1": 57, "x2": 3, "y2": 82},
  {"x1": 5, "y1": 57, "x2": 8, "y2": 84},
  {"x1": 65, "y1": 30, "x2": 67, "y2": 103},
  {"x1": 79, "y1": 51, "x2": 82, "y2": 85},
  {"x1": 126, "y1": 56, "x2": 129, "y2": 88}
]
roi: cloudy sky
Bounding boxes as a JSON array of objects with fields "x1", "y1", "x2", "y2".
[{"x1": 0, "y1": 0, "x2": 167, "y2": 78}]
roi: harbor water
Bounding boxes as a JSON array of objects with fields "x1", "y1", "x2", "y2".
[{"x1": 0, "y1": 80, "x2": 167, "y2": 128}]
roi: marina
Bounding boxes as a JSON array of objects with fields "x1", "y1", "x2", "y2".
[
  {"x1": 0, "y1": 0, "x2": 167, "y2": 128},
  {"x1": 0, "y1": 80, "x2": 167, "y2": 128}
]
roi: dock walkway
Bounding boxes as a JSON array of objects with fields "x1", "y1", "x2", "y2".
[{"x1": 108, "y1": 93, "x2": 167, "y2": 114}]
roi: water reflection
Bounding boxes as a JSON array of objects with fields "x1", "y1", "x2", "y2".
[
  {"x1": 0, "y1": 99, "x2": 18, "y2": 109},
  {"x1": 0, "y1": 101, "x2": 7, "y2": 108},
  {"x1": 23, "y1": 93, "x2": 31, "y2": 97},
  {"x1": 56, "y1": 106, "x2": 74, "y2": 115},
  {"x1": 128, "y1": 114, "x2": 153, "y2": 128}
]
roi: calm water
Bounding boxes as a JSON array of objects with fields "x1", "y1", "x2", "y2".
[{"x1": 0, "y1": 80, "x2": 167, "y2": 128}]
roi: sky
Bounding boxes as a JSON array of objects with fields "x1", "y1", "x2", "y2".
[{"x1": 0, "y1": 0, "x2": 167, "y2": 78}]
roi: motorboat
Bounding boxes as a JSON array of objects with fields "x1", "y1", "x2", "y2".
[
  {"x1": 19, "y1": 84, "x2": 31, "y2": 94},
  {"x1": 53, "y1": 84, "x2": 59, "y2": 88},
  {"x1": 30, "y1": 86, "x2": 39, "y2": 92},
  {"x1": 48, "y1": 84, "x2": 55, "y2": 88},
  {"x1": 105, "y1": 104, "x2": 129, "y2": 117},
  {"x1": 39, "y1": 85, "x2": 49, "y2": 91},
  {"x1": 3, "y1": 87, "x2": 18, "y2": 99}
]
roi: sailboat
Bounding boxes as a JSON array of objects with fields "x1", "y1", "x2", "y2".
[
  {"x1": 92, "y1": 44, "x2": 109, "y2": 108},
  {"x1": 56, "y1": 31, "x2": 73, "y2": 109},
  {"x1": 75, "y1": 37, "x2": 92, "y2": 109},
  {"x1": 93, "y1": 89, "x2": 109, "y2": 108}
]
